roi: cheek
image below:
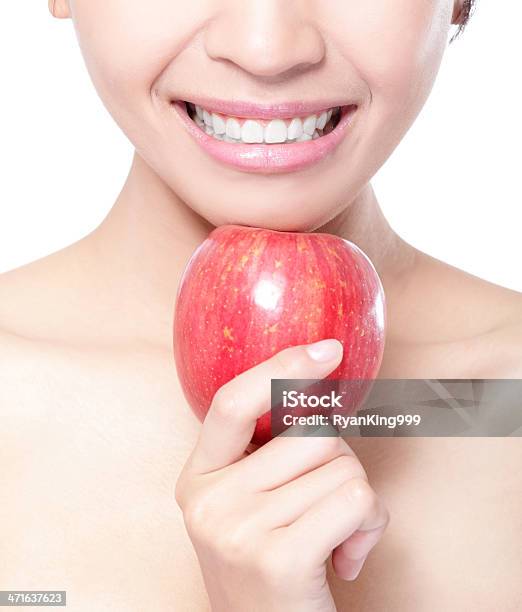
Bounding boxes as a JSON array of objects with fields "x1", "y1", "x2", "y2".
[
  {"x1": 333, "y1": 1, "x2": 452, "y2": 136},
  {"x1": 341, "y1": 0, "x2": 451, "y2": 90},
  {"x1": 70, "y1": 0, "x2": 199, "y2": 138}
]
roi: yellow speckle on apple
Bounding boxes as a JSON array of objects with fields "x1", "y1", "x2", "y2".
[{"x1": 223, "y1": 326, "x2": 235, "y2": 341}]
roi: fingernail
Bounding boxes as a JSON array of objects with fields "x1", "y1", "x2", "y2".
[{"x1": 305, "y1": 339, "x2": 343, "y2": 362}]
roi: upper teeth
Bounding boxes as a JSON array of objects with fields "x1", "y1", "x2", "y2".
[{"x1": 190, "y1": 103, "x2": 337, "y2": 144}]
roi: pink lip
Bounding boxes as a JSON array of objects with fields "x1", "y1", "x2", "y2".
[
  {"x1": 171, "y1": 101, "x2": 357, "y2": 175},
  {"x1": 177, "y1": 97, "x2": 350, "y2": 120}
]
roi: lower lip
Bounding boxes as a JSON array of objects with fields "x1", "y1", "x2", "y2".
[{"x1": 171, "y1": 101, "x2": 356, "y2": 175}]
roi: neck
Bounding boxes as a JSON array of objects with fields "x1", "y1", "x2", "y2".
[
  {"x1": 315, "y1": 184, "x2": 417, "y2": 286},
  {"x1": 85, "y1": 150, "x2": 416, "y2": 345}
]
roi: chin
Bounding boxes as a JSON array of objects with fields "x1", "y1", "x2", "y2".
[
  {"x1": 218, "y1": 217, "x2": 320, "y2": 234},
  {"x1": 208, "y1": 204, "x2": 335, "y2": 234},
  {"x1": 224, "y1": 218, "x2": 316, "y2": 233}
]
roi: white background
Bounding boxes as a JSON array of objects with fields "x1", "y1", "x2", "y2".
[{"x1": 1, "y1": 2, "x2": 521, "y2": 291}]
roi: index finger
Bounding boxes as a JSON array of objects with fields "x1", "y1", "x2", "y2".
[{"x1": 188, "y1": 339, "x2": 344, "y2": 474}]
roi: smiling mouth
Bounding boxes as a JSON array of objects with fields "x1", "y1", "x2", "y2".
[{"x1": 182, "y1": 101, "x2": 344, "y2": 144}]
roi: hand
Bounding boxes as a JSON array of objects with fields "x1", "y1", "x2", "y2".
[{"x1": 175, "y1": 339, "x2": 390, "y2": 612}]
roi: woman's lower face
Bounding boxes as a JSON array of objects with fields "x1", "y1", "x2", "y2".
[{"x1": 68, "y1": 0, "x2": 457, "y2": 230}]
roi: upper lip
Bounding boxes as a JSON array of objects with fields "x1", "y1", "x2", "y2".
[{"x1": 175, "y1": 97, "x2": 354, "y2": 120}]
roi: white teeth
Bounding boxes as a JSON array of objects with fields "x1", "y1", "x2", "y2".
[
  {"x1": 303, "y1": 115, "x2": 318, "y2": 136},
  {"x1": 241, "y1": 120, "x2": 264, "y2": 144},
  {"x1": 188, "y1": 103, "x2": 340, "y2": 144},
  {"x1": 316, "y1": 111, "x2": 328, "y2": 130},
  {"x1": 212, "y1": 113, "x2": 226, "y2": 135},
  {"x1": 264, "y1": 119, "x2": 287, "y2": 143},
  {"x1": 203, "y1": 109, "x2": 212, "y2": 126},
  {"x1": 225, "y1": 117, "x2": 241, "y2": 139},
  {"x1": 287, "y1": 117, "x2": 303, "y2": 140}
]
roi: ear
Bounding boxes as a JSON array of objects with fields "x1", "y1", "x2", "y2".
[
  {"x1": 48, "y1": 0, "x2": 71, "y2": 19},
  {"x1": 451, "y1": 0, "x2": 467, "y2": 26}
]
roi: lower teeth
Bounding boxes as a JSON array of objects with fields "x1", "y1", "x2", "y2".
[{"x1": 186, "y1": 103, "x2": 339, "y2": 144}]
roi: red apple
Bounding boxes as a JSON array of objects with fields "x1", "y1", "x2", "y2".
[{"x1": 173, "y1": 224, "x2": 386, "y2": 445}]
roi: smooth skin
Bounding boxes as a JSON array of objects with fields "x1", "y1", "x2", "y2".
[{"x1": 0, "y1": 0, "x2": 521, "y2": 610}]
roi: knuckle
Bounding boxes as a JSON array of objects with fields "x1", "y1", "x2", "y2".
[
  {"x1": 182, "y1": 488, "x2": 220, "y2": 536},
  {"x1": 273, "y1": 346, "x2": 303, "y2": 379},
  {"x1": 210, "y1": 386, "x2": 240, "y2": 424},
  {"x1": 345, "y1": 477, "x2": 378, "y2": 512},
  {"x1": 174, "y1": 474, "x2": 187, "y2": 509},
  {"x1": 183, "y1": 498, "x2": 210, "y2": 534},
  {"x1": 215, "y1": 520, "x2": 254, "y2": 565}
]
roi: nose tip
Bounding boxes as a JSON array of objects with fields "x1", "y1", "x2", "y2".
[{"x1": 204, "y1": 3, "x2": 325, "y2": 80}]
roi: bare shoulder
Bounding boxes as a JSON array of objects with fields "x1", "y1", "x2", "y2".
[
  {"x1": 0, "y1": 249, "x2": 74, "y2": 408},
  {"x1": 0, "y1": 326, "x2": 61, "y2": 424},
  {"x1": 382, "y1": 249, "x2": 522, "y2": 378},
  {"x1": 0, "y1": 241, "x2": 87, "y2": 339},
  {"x1": 0, "y1": 233, "x2": 122, "y2": 351},
  {"x1": 419, "y1": 251, "x2": 522, "y2": 329},
  {"x1": 449, "y1": 271, "x2": 522, "y2": 378},
  {"x1": 477, "y1": 311, "x2": 522, "y2": 377},
  {"x1": 0, "y1": 325, "x2": 41, "y2": 374},
  {"x1": 0, "y1": 243, "x2": 95, "y2": 419}
]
